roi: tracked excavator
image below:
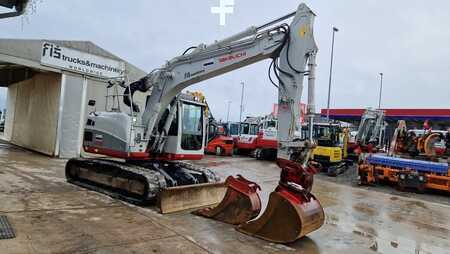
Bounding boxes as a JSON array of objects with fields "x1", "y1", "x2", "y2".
[
  {"x1": 66, "y1": 3, "x2": 324, "y2": 243},
  {"x1": 355, "y1": 109, "x2": 386, "y2": 154}
]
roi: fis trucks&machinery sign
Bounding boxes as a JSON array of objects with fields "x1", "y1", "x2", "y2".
[{"x1": 41, "y1": 42, "x2": 125, "y2": 78}]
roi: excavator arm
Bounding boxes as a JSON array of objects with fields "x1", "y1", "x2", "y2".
[
  {"x1": 131, "y1": 4, "x2": 317, "y2": 166},
  {"x1": 133, "y1": 3, "x2": 323, "y2": 243}
]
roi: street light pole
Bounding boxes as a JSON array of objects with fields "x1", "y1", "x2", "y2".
[
  {"x1": 238, "y1": 82, "x2": 245, "y2": 135},
  {"x1": 378, "y1": 73, "x2": 383, "y2": 109},
  {"x1": 226, "y1": 100, "x2": 231, "y2": 122},
  {"x1": 326, "y1": 26, "x2": 339, "y2": 121}
]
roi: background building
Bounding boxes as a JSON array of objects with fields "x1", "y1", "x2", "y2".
[
  {"x1": 322, "y1": 108, "x2": 450, "y2": 129},
  {"x1": 0, "y1": 39, "x2": 147, "y2": 158}
]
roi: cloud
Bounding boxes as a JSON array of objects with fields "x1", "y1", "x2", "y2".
[{"x1": 1, "y1": 0, "x2": 449, "y2": 121}]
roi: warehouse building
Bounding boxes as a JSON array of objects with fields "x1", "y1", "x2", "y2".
[{"x1": 0, "y1": 39, "x2": 146, "y2": 158}]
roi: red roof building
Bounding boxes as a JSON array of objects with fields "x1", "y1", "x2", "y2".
[{"x1": 321, "y1": 109, "x2": 450, "y2": 128}]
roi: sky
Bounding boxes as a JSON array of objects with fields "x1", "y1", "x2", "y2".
[{"x1": 1, "y1": 0, "x2": 449, "y2": 122}]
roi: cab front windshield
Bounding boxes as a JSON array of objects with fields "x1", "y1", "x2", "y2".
[
  {"x1": 249, "y1": 124, "x2": 259, "y2": 135},
  {"x1": 229, "y1": 123, "x2": 239, "y2": 135},
  {"x1": 314, "y1": 125, "x2": 341, "y2": 146},
  {"x1": 264, "y1": 120, "x2": 277, "y2": 129},
  {"x1": 240, "y1": 123, "x2": 258, "y2": 135},
  {"x1": 240, "y1": 123, "x2": 250, "y2": 135},
  {"x1": 315, "y1": 126, "x2": 332, "y2": 138},
  {"x1": 181, "y1": 103, "x2": 203, "y2": 150}
]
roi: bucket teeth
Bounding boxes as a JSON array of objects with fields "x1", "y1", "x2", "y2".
[
  {"x1": 193, "y1": 175, "x2": 262, "y2": 225},
  {"x1": 237, "y1": 187, "x2": 324, "y2": 243}
]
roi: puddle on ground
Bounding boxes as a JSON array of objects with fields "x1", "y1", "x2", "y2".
[{"x1": 325, "y1": 213, "x2": 448, "y2": 254}]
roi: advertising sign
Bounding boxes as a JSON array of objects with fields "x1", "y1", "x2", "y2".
[{"x1": 41, "y1": 42, "x2": 125, "y2": 78}]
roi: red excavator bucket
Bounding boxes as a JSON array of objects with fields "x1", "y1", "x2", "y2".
[
  {"x1": 237, "y1": 184, "x2": 324, "y2": 243},
  {"x1": 193, "y1": 175, "x2": 261, "y2": 225}
]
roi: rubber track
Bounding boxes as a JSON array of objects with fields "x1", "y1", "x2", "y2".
[
  {"x1": 0, "y1": 215, "x2": 15, "y2": 240},
  {"x1": 66, "y1": 158, "x2": 166, "y2": 205},
  {"x1": 65, "y1": 158, "x2": 220, "y2": 206}
]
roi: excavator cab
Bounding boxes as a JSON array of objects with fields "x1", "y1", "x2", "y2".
[
  {"x1": 82, "y1": 91, "x2": 207, "y2": 160},
  {"x1": 160, "y1": 95, "x2": 206, "y2": 158},
  {"x1": 311, "y1": 123, "x2": 348, "y2": 176},
  {"x1": 316, "y1": 124, "x2": 341, "y2": 148},
  {"x1": 235, "y1": 118, "x2": 260, "y2": 154}
]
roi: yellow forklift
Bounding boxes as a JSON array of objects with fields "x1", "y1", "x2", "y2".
[{"x1": 311, "y1": 123, "x2": 350, "y2": 176}]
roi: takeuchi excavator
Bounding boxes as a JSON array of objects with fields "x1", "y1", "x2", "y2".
[{"x1": 66, "y1": 3, "x2": 324, "y2": 243}]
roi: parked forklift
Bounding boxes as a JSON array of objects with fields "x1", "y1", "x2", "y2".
[
  {"x1": 191, "y1": 91, "x2": 234, "y2": 156},
  {"x1": 205, "y1": 118, "x2": 234, "y2": 156}
]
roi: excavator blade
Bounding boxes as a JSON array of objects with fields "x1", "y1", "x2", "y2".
[
  {"x1": 158, "y1": 182, "x2": 227, "y2": 214},
  {"x1": 237, "y1": 187, "x2": 324, "y2": 243},
  {"x1": 193, "y1": 175, "x2": 261, "y2": 225}
]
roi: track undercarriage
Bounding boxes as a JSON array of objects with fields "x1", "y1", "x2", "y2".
[{"x1": 65, "y1": 158, "x2": 224, "y2": 212}]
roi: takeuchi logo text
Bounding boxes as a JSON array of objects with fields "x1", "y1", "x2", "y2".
[
  {"x1": 42, "y1": 42, "x2": 123, "y2": 76},
  {"x1": 219, "y1": 51, "x2": 246, "y2": 63}
]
